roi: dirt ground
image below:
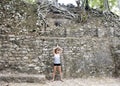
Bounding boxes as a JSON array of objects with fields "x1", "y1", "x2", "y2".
[{"x1": 1, "y1": 77, "x2": 120, "y2": 86}]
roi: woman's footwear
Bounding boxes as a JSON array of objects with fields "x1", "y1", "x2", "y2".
[{"x1": 60, "y1": 79, "x2": 64, "y2": 82}]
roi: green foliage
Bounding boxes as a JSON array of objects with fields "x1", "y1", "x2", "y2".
[
  {"x1": 109, "y1": 0, "x2": 117, "y2": 9},
  {"x1": 90, "y1": 0, "x2": 117, "y2": 11},
  {"x1": 90, "y1": 0, "x2": 104, "y2": 10}
]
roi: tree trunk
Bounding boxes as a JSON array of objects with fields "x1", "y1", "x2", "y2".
[
  {"x1": 85, "y1": 0, "x2": 90, "y2": 10},
  {"x1": 75, "y1": 0, "x2": 80, "y2": 8},
  {"x1": 104, "y1": 0, "x2": 110, "y2": 12},
  {"x1": 53, "y1": 0, "x2": 59, "y2": 7},
  {"x1": 81, "y1": 0, "x2": 90, "y2": 10},
  {"x1": 118, "y1": 0, "x2": 120, "y2": 10}
]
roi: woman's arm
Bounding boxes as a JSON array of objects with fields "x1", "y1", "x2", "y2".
[
  {"x1": 57, "y1": 46, "x2": 63, "y2": 54},
  {"x1": 60, "y1": 47, "x2": 63, "y2": 53},
  {"x1": 53, "y1": 48, "x2": 56, "y2": 55}
]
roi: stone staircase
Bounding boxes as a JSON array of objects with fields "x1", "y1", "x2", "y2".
[{"x1": 0, "y1": 74, "x2": 46, "y2": 83}]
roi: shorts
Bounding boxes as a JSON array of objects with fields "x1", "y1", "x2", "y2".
[{"x1": 54, "y1": 63, "x2": 61, "y2": 66}]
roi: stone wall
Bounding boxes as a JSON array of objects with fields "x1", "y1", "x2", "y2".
[
  {"x1": 0, "y1": 33, "x2": 119, "y2": 78},
  {"x1": 0, "y1": 0, "x2": 120, "y2": 79}
]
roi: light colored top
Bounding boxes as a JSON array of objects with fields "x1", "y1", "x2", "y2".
[{"x1": 54, "y1": 54, "x2": 61, "y2": 64}]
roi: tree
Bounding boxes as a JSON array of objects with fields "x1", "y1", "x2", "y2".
[
  {"x1": 75, "y1": 0, "x2": 90, "y2": 10},
  {"x1": 25, "y1": 0, "x2": 119, "y2": 23},
  {"x1": 52, "y1": 0, "x2": 59, "y2": 7},
  {"x1": 75, "y1": 0, "x2": 80, "y2": 7},
  {"x1": 103, "y1": 0, "x2": 110, "y2": 12},
  {"x1": 118, "y1": 0, "x2": 120, "y2": 10},
  {"x1": 85, "y1": 0, "x2": 90, "y2": 10}
]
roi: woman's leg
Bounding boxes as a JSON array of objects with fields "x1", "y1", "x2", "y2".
[
  {"x1": 52, "y1": 66, "x2": 57, "y2": 81},
  {"x1": 58, "y1": 66, "x2": 63, "y2": 81}
]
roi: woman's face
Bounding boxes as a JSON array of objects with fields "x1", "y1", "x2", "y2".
[{"x1": 56, "y1": 49, "x2": 60, "y2": 54}]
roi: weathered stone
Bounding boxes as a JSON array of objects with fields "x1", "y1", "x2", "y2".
[
  {"x1": 0, "y1": 0, "x2": 120, "y2": 82},
  {"x1": 115, "y1": 50, "x2": 120, "y2": 53},
  {"x1": 23, "y1": 56, "x2": 29, "y2": 60},
  {"x1": 0, "y1": 74, "x2": 46, "y2": 83}
]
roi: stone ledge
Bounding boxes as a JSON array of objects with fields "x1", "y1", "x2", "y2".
[{"x1": 0, "y1": 74, "x2": 46, "y2": 83}]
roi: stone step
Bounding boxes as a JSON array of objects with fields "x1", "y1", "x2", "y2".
[{"x1": 0, "y1": 74, "x2": 46, "y2": 83}]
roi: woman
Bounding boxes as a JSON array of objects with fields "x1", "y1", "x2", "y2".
[{"x1": 52, "y1": 45, "x2": 63, "y2": 81}]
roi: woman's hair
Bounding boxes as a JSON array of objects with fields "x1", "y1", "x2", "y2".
[{"x1": 54, "y1": 48, "x2": 61, "y2": 54}]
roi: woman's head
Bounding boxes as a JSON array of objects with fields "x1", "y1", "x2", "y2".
[{"x1": 54, "y1": 48, "x2": 61, "y2": 54}]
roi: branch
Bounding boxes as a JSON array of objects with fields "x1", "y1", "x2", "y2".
[{"x1": 50, "y1": 5, "x2": 75, "y2": 18}]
